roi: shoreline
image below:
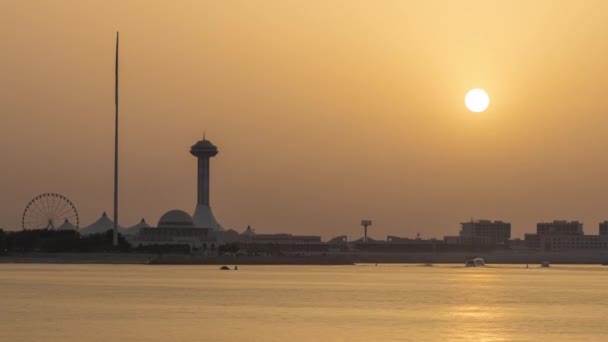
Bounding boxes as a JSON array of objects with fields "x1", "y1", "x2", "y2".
[{"x1": 3, "y1": 251, "x2": 608, "y2": 265}]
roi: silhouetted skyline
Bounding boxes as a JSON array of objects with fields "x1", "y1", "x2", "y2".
[{"x1": 2, "y1": 1, "x2": 608, "y2": 240}]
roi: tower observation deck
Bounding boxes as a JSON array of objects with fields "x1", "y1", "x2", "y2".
[{"x1": 190, "y1": 138, "x2": 222, "y2": 231}]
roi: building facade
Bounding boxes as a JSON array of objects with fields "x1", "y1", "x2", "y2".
[
  {"x1": 459, "y1": 220, "x2": 511, "y2": 245},
  {"x1": 131, "y1": 210, "x2": 218, "y2": 252},
  {"x1": 539, "y1": 235, "x2": 608, "y2": 251},
  {"x1": 524, "y1": 220, "x2": 608, "y2": 251},
  {"x1": 537, "y1": 221, "x2": 583, "y2": 236}
]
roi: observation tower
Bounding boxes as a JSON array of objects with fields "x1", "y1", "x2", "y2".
[{"x1": 190, "y1": 138, "x2": 222, "y2": 231}]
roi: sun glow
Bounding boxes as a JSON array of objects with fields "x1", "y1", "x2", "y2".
[{"x1": 465, "y1": 89, "x2": 490, "y2": 112}]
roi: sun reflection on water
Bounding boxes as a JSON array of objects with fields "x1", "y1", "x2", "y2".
[{"x1": 0, "y1": 264, "x2": 606, "y2": 341}]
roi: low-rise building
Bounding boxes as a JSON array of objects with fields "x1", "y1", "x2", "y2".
[
  {"x1": 443, "y1": 236, "x2": 461, "y2": 245},
  {"x1": 132, "y1": 210, "x2": 219, "y2": 252},
  {"x1": 509, "y1": 238, "x2": 526, "y2": 250},
  {"x1": 540, "y1": 235, "x2": 608, "y2": 251},
  {"x1": 237, "y1": 226, "x2": 321, "y2": 244},
  {"x1": 524, "y1": 233, "x2": 541, "y2": 249},
  {"x1": 249, "y1": 234, "x2": 322, "y2": 244},
  {"x1": 234, "y1": 226, "x2": 325, "y2": 255},
  {"x1": 600, "y1": 221, "x2": 608, "y2": 237},
  {"x1": 387, "y1": 235, "x2": 435, "y2": 244}
]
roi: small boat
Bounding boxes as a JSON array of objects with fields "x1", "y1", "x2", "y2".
[
  {"x1": 465, "y1": 258, "x2": 486, "y2": 267},
  {"x1": 541, "y1": 261, "x2": 550, "y2": 268},
  {"x1": 219, "y1": 265, "x2": 231, "y2": 270}
]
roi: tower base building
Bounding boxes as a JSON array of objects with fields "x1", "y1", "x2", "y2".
[{"x1": 132, "y1": 138, "x2": 224, "y2": 251}]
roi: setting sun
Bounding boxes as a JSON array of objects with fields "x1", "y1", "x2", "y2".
[{"x1": 465, "y1": 89, "x2": 490, "y2": 112}]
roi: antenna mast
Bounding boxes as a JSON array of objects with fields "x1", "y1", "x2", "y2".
[{"x1": 113, "y1": 32, "x2": 119, "y2": 247}]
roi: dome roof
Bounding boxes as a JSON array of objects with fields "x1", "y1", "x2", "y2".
[
  {"x1": 190, "y1": 139, "x2": 218, "y2": 156},
  {"x1": 192, "y1": 139, "x2": 216, "y2": 149},
  {"x1": 158, "y1": 210, "x2": 194, "y2": 227}
]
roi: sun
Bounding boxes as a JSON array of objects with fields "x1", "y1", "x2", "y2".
[{"x1": 465, "y1": 88, "x2": 490, "y2": 112}]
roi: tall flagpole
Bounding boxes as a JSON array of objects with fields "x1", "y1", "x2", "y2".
[{"x1": 113, "y1": 32, "x2": 119, "y2": 247}]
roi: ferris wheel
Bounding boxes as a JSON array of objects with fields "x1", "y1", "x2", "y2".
[{"x1": 21, "y1": 193, "x2": 79, "y2": 230}]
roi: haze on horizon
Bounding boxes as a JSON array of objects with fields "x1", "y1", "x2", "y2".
[{"x1": 2, "y1": 1, "x2": 608, "y2": 240}]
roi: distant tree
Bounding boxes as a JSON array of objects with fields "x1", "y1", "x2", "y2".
[
  {"x1": 2, "y1": 229, "x2": 79, "y2": 252},
  {"x1": 0, "y1": 229, "x2": 7, "y2": 255},
  {"x1": 1, "y1": 229, "x2": 132, "y2": 253},
  {"x1": 38, "y1": 230, "x2": 80, "y2": 252},
  {"x1": 78, "y1": 230, "x2": 131, "y2": 252}
]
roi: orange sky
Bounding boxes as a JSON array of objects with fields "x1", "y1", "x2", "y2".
[{"x1": 2, "y1": 1, "x2": 608, "y2": 239}]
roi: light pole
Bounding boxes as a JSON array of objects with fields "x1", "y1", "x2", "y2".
[{"x1": 361, "y1": 220, "x2": 372, "y2": 243}]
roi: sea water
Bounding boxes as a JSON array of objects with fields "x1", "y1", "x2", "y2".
[{"x1": 1, "y1": 264, "x2": 607, "y2": 341}]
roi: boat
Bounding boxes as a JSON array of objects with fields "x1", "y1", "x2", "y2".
[
  {"x1": 219, "y1": 265, "x2": 231, "y2": 270},
  {"x1": 465, "y1": 257, "x2": 486, "y2": 267}
]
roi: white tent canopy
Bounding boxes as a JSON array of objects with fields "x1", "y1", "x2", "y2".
[
  {"x1": 56, "y1": 218, "x2": 77, "y2": 231},
  {"x1": 241, "y1": 225, "x2": 255, "y2": 238},
  {"x1": 80, "y1": 212, "x2": 123, "y2": 235},
  {"x1": 122, "y1": 218, "x2": 150, "y2": 236}
]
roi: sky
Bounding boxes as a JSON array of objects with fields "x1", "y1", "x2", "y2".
[{"x1": 1, "y1": 1, "x2": 608, "y2": 240}]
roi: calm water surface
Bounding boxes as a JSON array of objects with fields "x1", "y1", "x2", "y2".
[{"x1": 1, "y1": 264, "x2": 608, "y2": 341}]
